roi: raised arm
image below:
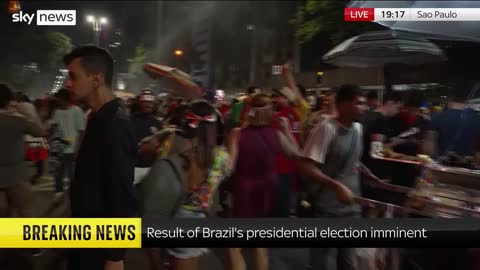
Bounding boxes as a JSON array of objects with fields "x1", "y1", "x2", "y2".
[{"x1": 281, "y1": 63, "x2": 302, "y2": 102}]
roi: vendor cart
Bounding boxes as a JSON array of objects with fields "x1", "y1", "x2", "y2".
[
  {"x1": 370, "y1": 151, "x2": 480, "y2": 218},
  {"x1": 360, "y1": 152, "x2": 480, "y2": 270}
]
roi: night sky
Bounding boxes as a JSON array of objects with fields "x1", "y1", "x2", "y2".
[
  {"x1": 2, "y1": 1, "x2": 328, "y2": 62},
  {"x1": 1, "y1": 1, "x2": 330, "y2": 87},
  {"x1": 2, "y1": 1, "x2": 165, "y2": 59}
]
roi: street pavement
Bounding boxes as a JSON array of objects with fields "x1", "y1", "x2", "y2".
[{"x1": 0, "y1": 165, "x2": 69, "y2": 270}]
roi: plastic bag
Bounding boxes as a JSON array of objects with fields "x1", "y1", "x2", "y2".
[{"x1": 354, "y1": 205, "x2": 399, "y2": 270}]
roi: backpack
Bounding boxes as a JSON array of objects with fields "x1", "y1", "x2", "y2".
[{"x1": 139, "y1": 134, "x2": 185, "y2": 218}]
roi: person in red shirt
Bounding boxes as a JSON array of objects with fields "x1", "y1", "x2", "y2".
[
  {"x1": 238, "y1": 86, "x2": 260, "y2": 127},
  {"x1": 272, "y1": 87, "x2": 301, "y2": 217},
  {"x1": 217, "y1": 98, "x2": 230, "y2": 119}
]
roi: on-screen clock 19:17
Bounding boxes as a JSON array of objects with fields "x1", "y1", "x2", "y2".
[{"x1": 381, "y1": 10, "x2": 405, "y2": 19}]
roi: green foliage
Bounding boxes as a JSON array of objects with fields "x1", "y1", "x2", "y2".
[
  {"x1": 293, "y1": 0, "x2": 383, "y2": 45},
  {"x1": 44, "y1": 31, "x2": 73, "y2": 69},
  {"x1": 9, "y1": 31, "x2": 73, "y2": 71},
  {"x1": 0, "y1": 30, "x2": 72, "y2": 90},
  {"x1": 17, "y1": 30, "x2": 72, "y2": 71},
  {"x1": 129, "y1": 44, "x2": 153, "y2": 75}
]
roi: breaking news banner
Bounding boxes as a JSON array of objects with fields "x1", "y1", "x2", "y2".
[
  {"x1": 0, "y1": 218, "x2": 479, "y2": 248},
  {"x1": 144, "y1": 218, "x2": 480, "y2": 248},
  {"x1": 0, "y1": 218, "x2": 141, "y2": 248}
]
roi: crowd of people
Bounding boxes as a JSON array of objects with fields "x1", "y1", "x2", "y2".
[{"x1": 0, "y1": 44, "x2": 480, "y2": 270}]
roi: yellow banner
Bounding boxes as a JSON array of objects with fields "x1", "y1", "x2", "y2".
[{"x1": 0, "y1": 218, "x2": 141, "y2": 248}]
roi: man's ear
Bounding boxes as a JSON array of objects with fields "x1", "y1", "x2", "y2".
[{"x1": 92, "y1": 72, "x2": 104, "y2": 88}]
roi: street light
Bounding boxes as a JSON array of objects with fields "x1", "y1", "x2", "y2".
[
  {"x1": 247, "y1": 24, "x2": 256, "y2": 84},
  {"x1": 8, "y1": 0, "x2": 21, "y2": 14},
  {"x1": 174, "y1": 49, "x2": 183, "y2": 56},
  {"x1": 86, "y1": 15, "x2": 108, "y2": 46}
]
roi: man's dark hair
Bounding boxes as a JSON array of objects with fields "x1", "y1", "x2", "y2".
[
  {"x1": 54, "y1": 88, "x2": 71, "y2": 102},
  {"x1": 0, "y1": 84, "x2": 14, "y2": 109},
  {"x1": 383, "y1": 91, "x2": 403, "y2": 104},
  {"x1": 335, "y1": 84, "x2": 362, "y2": 106},
  {"x1": 63, "y1": 45, "x2": 114, "y2": 88},
  {"x1": 405, "y1": 90, "x2": 425, "y2": 108},
  {"x1": 246, "y1": 86, "x2": 257, "y2": 95},
  {"x1": 367, "y1": 91, "x2": 378, "y2": 100}
]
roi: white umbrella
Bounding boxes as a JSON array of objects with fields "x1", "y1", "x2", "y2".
[
  {"x1": 348, "y1": 1, "x2": 480, "y2": 42},
  {"x1": 323, "y1": 30, "x2": 446, "y2": 68}
]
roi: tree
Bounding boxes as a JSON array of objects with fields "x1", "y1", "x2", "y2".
[
  {"x1": 0, "y1": 30, "x2": 72, "y2": 93},
  {"x1": 128, "y1": 44, "x2": 153, "y2": 76},
  {"x1": 43, "y1": 31, "x2": 73, "y2": 70},
  {"x1": 15, "y1": 30, "x2": 72, "y2": 72},
  {"x1": 127, "y1": 44, "x2": 155, "y2": 91},
  {"x1": 293, "y1": 0, "x2": 384, "y2": 45}
]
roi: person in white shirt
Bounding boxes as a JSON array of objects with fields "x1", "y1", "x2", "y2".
[
  {"x1": 16, "y1": 94, "x2": 40, "y2": 125},
  {"x1": 0, "y1": 84, "x2": 43, "y2": 217},
  {"x1": 298, "y1": 85, "x2": 379, "y2": 270},
  {"x1": 52, "y1": 88, "x2": 85, "y2": 195},
  {"x1": 14, "y1": 93, "x2": 45, "y2": 182}
]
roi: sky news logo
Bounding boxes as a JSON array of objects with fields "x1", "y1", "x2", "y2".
[{"x1": 12, "y1": 10, "x2": 76, "y2": 25}]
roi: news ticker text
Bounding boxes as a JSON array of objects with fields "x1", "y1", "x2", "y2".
[{"x1": 0, "y1": 218, "x2": 478, "y2": 248}]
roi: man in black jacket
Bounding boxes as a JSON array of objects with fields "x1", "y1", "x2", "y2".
[{"x1": 63, "y1": 45, "x2": 136, "y2": 270}]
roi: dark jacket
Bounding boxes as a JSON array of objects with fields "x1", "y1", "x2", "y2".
[{"x1": 70, "y1": 98, "x2": 136, "y2": 263}]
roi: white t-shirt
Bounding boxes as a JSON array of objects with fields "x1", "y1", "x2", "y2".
[
  {"x1": 302, "y1": 118, "x2": 363, "y2": 215},
  {"x1": 53, "y1": 105, "x2": 85, "y2": 154},
  {"x1": 16, "y1": 102, "x2": 40, "y2": 125}
]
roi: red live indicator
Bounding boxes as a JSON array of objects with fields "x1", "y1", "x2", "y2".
[{"x1": 344, "y1": 8, "x2": 375, "y2": 21}]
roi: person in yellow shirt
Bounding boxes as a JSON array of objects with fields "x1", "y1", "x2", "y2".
[
  {"x1": 294, "y1": 84, "x2": 311, "y2": 126},
  {"x1": 281, "y1": 63, "x2": 311, "y2": 144}
]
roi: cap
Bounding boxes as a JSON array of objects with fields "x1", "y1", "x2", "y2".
[{"x1": 138, "y1": 90, "x2": 155, "y2": 102}]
